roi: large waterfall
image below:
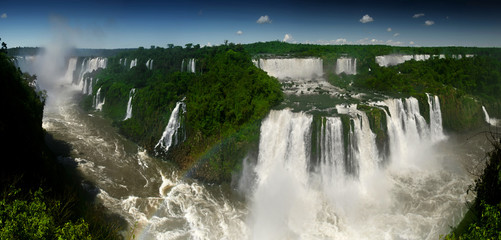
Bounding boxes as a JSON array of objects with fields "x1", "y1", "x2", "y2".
[
  {"x1": 245, "y1": 94, "x2": 472, "y2": 239},
  {"x1": 335, "y1": 57, "x2": 357, "y2": 75},
  {"x1": 155, "y1": 101, "x2": 186, "y2": 155}
]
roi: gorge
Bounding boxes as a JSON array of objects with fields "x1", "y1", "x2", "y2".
[{"x1": 11, "y1": 43, "x2": 500, "y2": 239}]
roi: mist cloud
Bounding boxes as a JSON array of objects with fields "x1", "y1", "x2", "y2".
[{"x1": 1, "y1": 13, "x2": 7, "y2": 19}]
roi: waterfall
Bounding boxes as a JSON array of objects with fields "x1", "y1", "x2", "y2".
[
  {"x1": 250, "y1": 109, "x2": 314, "y2": 240},
  {"x1": 130, "y1": 58, "x2": 137, "y2": 68},
  {"x1": 335, "y1": 57, "x2": 357, "y2": 75},
  {"x1": 248, "y1": 94, "x2": 456, "y2": 239},
  {"x1": 82, "y1": 77, "x2": 94, "y2": 95},
  {"x1": 76, "y1": 57, "x2": 107, "y2": 86},
  {"x1": 124, "y1": 89, "x2": 136, "y2": 120},
  {"x1": 256, "y1": 58, "x2": 323, "y2": 80},
  {"x1": 482, "y1": 106, "x2": 499, "y2": 126},
  {"x1": 93, "y1": 87, "x2": 105, "y2": 111},
  {"x1": 155, "y1": 101, "x2": 186, "y2": 155},
  {"x1": 64, "y1": 58, "x2": 77, "y2": 82},
  {"x1": 146, "y1": 59, "x2": 153, "y2": 70},
  {"x1": 426, "y1": 93, "x2": 446, "y2": 141}
]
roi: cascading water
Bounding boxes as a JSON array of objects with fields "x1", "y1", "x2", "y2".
[
  {"x1": 155, "y1": 101, "x2": 186, "y2": 155},
  {"x1": 146, "y1": 59, "x2": 153, "y2": 70},
  {"x1": 254, "y1": 58, "x2": 340, "y2": 95},
  {"x1": 482, "y1": 106, "x2": 499, "y2": 126},
  {"x1": 335, "y1": 57, "x2": 357, "y2": 75},
  {"x1": 124, "y1": 88, "x2": 136, "y2": 120},
  {"x1": 427, "y1": 93, "x2": 446, "y2": 141},
  {"x1": 93, "y1": 87, "x2": 105, "y2": 111},
  {"x1": 76, "y1": 57, "x2": 107, "y2": 86},
  {"x1": 130, "y1": 58, "x2": 138, "y2": 68}
]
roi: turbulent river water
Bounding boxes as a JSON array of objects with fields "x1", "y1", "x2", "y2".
[{"x1": 18, "y1": 55, "x2": 494, "y2": 240}]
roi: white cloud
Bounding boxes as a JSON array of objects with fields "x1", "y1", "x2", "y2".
[
  {"x1": 410, "y1": 41, "x2": 415, "y2": 45},
  {"x1": 413, "y1": 13, "x2": 425, "y2": 18},
  {"x1": 360, "y1": 14, "x2": 374, "y2": 23},
  {"x1": 393, "y1": 33, "x2": 400, "y2": 37},
  {"x1": 257, "y1": 15, "x2": 272, "y2": 24},
  {"x1": 425, "y1": 20, "x2": 435, "y2": 26},
  {"x1": 1, "y1": 13, "x2": 7, "y2": 19},
  {"x1": 387, "y1": 27, "x2": 392, "y2": 32},
  {"x1": 283, "y1": 33, "x2": 292, "y2": 42},
  {"x1": 308, "y1": 38, "x2": 402, "y2": 46},
  {"x1": 236, "y1": 30, "x2": 243, "y2": 35}
]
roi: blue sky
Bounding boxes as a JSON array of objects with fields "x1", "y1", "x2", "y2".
[{"x1": 1, "y1": 0, "x2": 500, "y2": 48}]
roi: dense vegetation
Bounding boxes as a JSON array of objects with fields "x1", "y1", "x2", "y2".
[
  {"x1": 86, "y1": 43, "x2": 282, "y2": 182},
  {"x1": 0, "y1": 38, "x2": 123, "y2": 239}
]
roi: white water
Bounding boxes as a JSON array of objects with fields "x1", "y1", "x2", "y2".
[
  {"x1": 155, "y1": 101, "x2": 186, "y2": 155},
  {"x1": 257, "y1": 58, "x2": 323, "y2": 80},
  {"x1": 93, "y1": 87, "x2": 105, "y2": 111},
  {"x1": 246, "y1": 100, "x2": 473, "y2": 239},
  {"x1": 130, "y1": 58, "x2": 138, "y2": 68},
  {"x1": 254, "y1": 58, "x2": 341, "y2": 95},
  {"x1": 146, "y1": 59, "x2": 154, "y2": 70},
  {"x1": 482, "y1": 106, "x2": 499, "y2": 126},
  {"x1": 376, "y1": 54, "x2": 475, "y2": 67},
  {"x1": 427, "y1": 93, "x2": 447, "y2": 142},
  {"x1": 335, "y1": 57, "x2": 357, "y2": 75},
  {"x1": 124, "y1": 88, "x2": 136, "y2": 120},
  {"x1": 77, "y1": 57, "x2": 107, "y2": 86}
]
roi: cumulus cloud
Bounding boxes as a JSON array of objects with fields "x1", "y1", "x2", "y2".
[
  {"x1": 236, "y1": 30, "x2": 243, "y2": 35},
  {"x1": 410, "y1": 41, "x2": 415, "y2": 45},
  {"x1": 393, "y1": 33, "x2": 400, "y2": 37},
  {"x1": 1, "y1": 13, "x2": 7, "y2": 19},
  {"x1": 283, "y1": 33, "x2": 292, "y2": 42},
  {"x1": 413, "y1": 13, "x2": 425, "y2": 18},
  {"x1": 387, "y1": 27, "x2": 392, "y2": 32},
  {"x1": 257, "y1": 15, "x2": 272, "y2": 24},
  {"x1": 425, "y1": 20, "x2": 435, "y2": 26},
  {"x1": 360, "y1": 14, "x2": 374, "y2": 23}
]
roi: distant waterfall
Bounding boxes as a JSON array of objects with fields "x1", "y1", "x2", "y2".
[
  {"x1": 130, "y1": 58, "x2": 137, "y2": 68},
  {"x1": 335, "y1": 57, "x2": 357, "y2": 75},
  {"x1": 76, "y1": 57, "x2": 107, "y2": 86},
  {"x1": 82, "y1": 77, "x2": 94, "y2": 95},
  {"x1": 146, "y1": 59, "x2": 153, "y2": 70},
  {"x1": 181, "y1": 59, "x2": 196, "y2": 73},
  {"x1": 93, "y1": 87, "x2": 105, "y2": 111},
  {"x1": 482, "y1": 106, "x2": 499, "y2": 126},
  {"x1": 155, "y1": 101, "x2": 186, "y2": 155},
  {"x1": 256, "y1": 58, "x2": 323, "y2": 80},
  {"x1": 64, "y1": 58, "x2": 78, "y2": 82},
  {"x1": 375, "y1": 54, "x2": 474, "y2": 67},
  {"x1": 124, "y1": 89, "x2": 136, "y2": 120}
]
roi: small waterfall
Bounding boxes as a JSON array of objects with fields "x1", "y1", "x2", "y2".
[
  {"x1": 146, "y1": 59, "x2": 153, "y2": 70},
  {"x1": 426, "y1": 93, "x2": 446, "y2": 141},
  {"x1": 181, "y1": 59, "x2": 185, "y2": 71},
  {"x1": 130, "y1": 58, "x2": 137, "y2": 68},
  {"x1": 82, "y1": 77, "x2": 94, "y2": 95},
  {"x1": 93, "y1": 87, "x2": 105, "y2": 111},
  {"x1": 155, "y1": 101, "x2": 186, "y2": 155},
  {"x1": 124, "y1": 89, "x2": 136, "y2": 120},
  {"x1": 335, "y1": 57, "x2": 357, "y2": 75},
  {"x1": 256, "y1": 58, "x2": 323, "y2": 80},
  {"x1": 482, "y1": 106, "x2": 499, "y2": 126},
  {"x1": 317, "y1": 117, "x2": 345, "y2": 177}
]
